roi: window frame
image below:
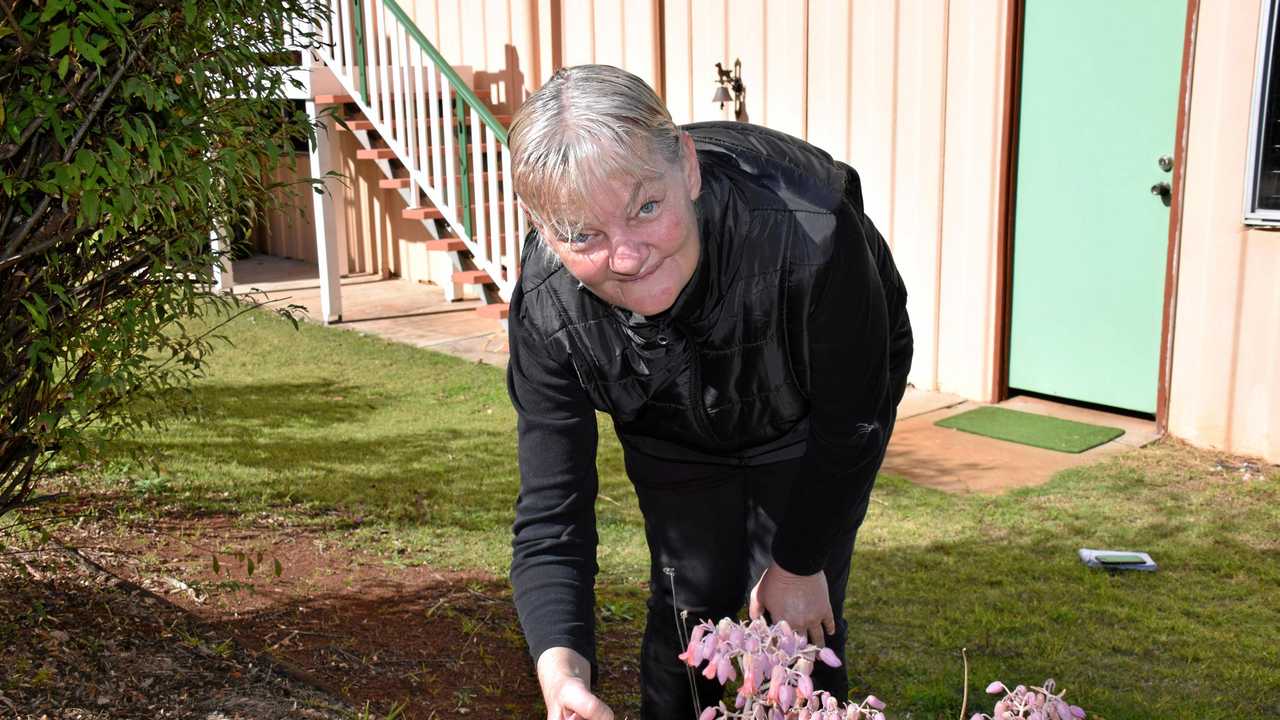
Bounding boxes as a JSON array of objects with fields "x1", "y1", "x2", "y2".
[{"x1": 1245, "y1": 0, "x2": 1280, "y2": 225}]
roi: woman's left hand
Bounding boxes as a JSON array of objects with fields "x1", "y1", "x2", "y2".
[{"x1": 748, "y1": 561, "x2": 836, "y2": 647}]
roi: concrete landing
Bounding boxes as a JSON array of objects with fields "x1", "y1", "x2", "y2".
[
  {"x1": 882, "y1": 391, "x2": 1158, "y2": 494},
  {"x1": 229, "y1": 255, "x2": 509, "y2": 368}
]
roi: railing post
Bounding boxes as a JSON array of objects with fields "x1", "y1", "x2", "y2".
[
  {"x1": 456, "y1": 98, "x2": 473, "y2": 240},
  {"x1": 353, "y1": 0, "x2": 369, "y2": 104}
]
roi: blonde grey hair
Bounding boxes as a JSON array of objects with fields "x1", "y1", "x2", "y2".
[{"x1": 509, "y1": 64, "x2": 685, "y2": 244}]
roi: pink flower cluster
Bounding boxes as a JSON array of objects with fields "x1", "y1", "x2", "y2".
[
  {"x1": 972, "y1": 679, "x2": 1086, "y2": 720},
  {"x1": 679, "y1": 617, "x2": 887, "y2": 720}
]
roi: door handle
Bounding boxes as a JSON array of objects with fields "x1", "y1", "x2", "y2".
[
  {"x1": 1158, "y1": 155, "x2": 1174, "y2": 172},
  {"x1": 1151, "y1": 182, "x2": 1172, "y2": 207}
]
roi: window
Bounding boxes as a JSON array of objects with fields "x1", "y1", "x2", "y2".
[{"x1": 1246, "y1": 0, "x2": 1280, "y2": 224}]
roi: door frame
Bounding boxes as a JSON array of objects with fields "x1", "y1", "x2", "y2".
[{"x1": 992, "y1": 0, "x2": 1201, "y2": 432}]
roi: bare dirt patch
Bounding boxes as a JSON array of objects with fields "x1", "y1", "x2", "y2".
[
  {"x1": 0, "y1": 546, "x2": 349, "y2": 719},
  {"x1": 8, "y1": 497, "x2": 644, "y2": 719}
]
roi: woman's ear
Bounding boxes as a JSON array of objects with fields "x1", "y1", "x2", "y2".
[{"x1": 680, "y1": 132, "x2": 701, "y2": 200}]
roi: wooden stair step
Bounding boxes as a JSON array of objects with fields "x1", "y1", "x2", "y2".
[
  {"x1": 403, "y1": 206, "x2": 444, "y2": 220},
  {"x1": 452, "y1": 269, "x2": 492, "y2": 285},
  {"x1": 403, "y1": 204, "x2": 508, "y2": 221},
  {"x1": 314, "y1": 94, "x2": 355, "y2": 104},
  {"x1": 466, "y1": 113, "x2": 514, "y2": 126},
  {"x1": 425, "y1": 239, "x2": 468, "y2": 252},
  {"x1": 384, "y1": 174, "x2": 506, "y2": 194},
  {"x1": 338, "y1": 113, "x2": 511, "y2": 136},
  {"x1": 339, "y1": 118, "x2": 377, "y2": 131},
  {"x1": 475, "y1": 303, "x2": 510, "y2": 319},
  {"x1": 356, "y1": 148, "x2": 397, "y2": 160}
]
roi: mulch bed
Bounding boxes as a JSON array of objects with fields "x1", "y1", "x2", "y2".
[
  {"x1": 3, "y1": 497, "x2": 645, "y2": 719},
  {"x1": 0, "y1": 545, "x2": 349, "y2": 719}
]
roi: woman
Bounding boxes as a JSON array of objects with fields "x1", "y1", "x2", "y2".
[{"x1": 506, "y1": 65, "x2": 913, "y2": 720}]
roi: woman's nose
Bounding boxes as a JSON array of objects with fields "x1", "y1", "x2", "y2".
[{"x1": 609, "y1": 236, "x2": 648, "y2": 276}]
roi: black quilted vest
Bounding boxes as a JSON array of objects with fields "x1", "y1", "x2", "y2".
[{"x1": 513, "y1": 122, "x2": 888, "y2": 464}]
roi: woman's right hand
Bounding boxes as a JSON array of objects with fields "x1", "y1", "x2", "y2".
[{"x1": 536, "y1": 646, "x2": 615, "y2": 720}]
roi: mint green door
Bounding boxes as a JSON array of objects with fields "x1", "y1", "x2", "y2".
[{"x1": 1008, "y1": 0, "x2": 1185, "y2": 414}]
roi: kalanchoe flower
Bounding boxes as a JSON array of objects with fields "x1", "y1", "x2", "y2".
[
  {"x1": 682, "y1": 617, "x2": 887, "y2": 720},
  {"x1": 971, "y1": 679, "x2": 1087, "y2": 720},
  {"x1": 683, "y1": 619, "x2": 1091, "y2": 720}
]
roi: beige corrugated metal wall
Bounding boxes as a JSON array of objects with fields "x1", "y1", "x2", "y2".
[
  {"x1": 1169, "y1": 0, "x2": 1280, "y2": 463},
  {"x1": 401, "y1": 0, "x2": 661, "y2": 111},
  {"x1": 560, "y1": 0, "x2": 662, "y2": 86},
  {"x1": 404, "y1": 0, "x2": 541, "y2": 113},
  {"x1": 253, "y1": 153, "x2": 319, "y2": 263}
]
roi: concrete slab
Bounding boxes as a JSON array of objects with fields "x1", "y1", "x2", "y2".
[
  {"x1": 996, "y1": 395, "x2": 1159, "y2": 449},
  {"x1": 229, "y1": 255, "x2": 509, "y2": 368},
  {"x1": 882, "y1": 400, "x2": 1145, "y2": 494},
  {"x1": 897, "y1": 386, "x2": 967, "y2": 420}
]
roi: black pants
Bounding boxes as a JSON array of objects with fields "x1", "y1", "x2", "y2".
[{"x1": 624, "y1": 419, "x2": 893, "y2": 719}]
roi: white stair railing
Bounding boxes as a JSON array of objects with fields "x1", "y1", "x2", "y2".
[{"x1": 314, "y1": 0, "x2": 526, "y2": 300}]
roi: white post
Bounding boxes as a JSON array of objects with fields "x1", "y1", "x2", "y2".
[
  {"x1": 308, "y1": 99, "x2": 344, "y2": 323},
  {"x1": 210, "y1": 223, "x2": 235, "y2": 292}
]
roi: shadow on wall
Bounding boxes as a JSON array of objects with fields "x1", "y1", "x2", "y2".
[{"x1": 472, "y1": 44, "x2": 526, "y2": 116}]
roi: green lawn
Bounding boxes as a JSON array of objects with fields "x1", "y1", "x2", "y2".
[{"x1": 86, "y1": 306, "x2": 1280, "y2": 719}]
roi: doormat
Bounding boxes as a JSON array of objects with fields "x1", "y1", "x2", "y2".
[{"x1": 935, "y1": 406, "x2": 1125, "y2": 453}]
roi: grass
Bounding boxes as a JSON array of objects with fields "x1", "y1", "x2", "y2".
[{"x1": 65, "y1": 305, "x2": 1280, "y2": 719}]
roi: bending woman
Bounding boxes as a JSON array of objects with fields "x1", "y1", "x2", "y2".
[{"x1": 506, "y1": 64, "x2": 914, "y2": 720}]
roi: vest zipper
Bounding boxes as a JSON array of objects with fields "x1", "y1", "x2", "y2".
[{"x1": 680, "y1": 327, "x2": 731, "y2": 451}]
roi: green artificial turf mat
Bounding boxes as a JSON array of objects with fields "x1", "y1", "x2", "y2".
[{"x1": 934, "y1": 406, "x2": 1125, "y2": 453}]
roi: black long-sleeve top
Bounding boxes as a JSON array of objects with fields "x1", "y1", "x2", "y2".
[{"x1": 507, "y1": 122, "x2": 911, "y2": 670}]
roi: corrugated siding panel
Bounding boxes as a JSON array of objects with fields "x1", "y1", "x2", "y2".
[
  {"x1": 663, "y1": 0, "x2": 694, "y2": 120},
  {"x1": 892, "y1": 0, "x2": 948, "y2": 392},
  {"x1": 935, "y1": 0, "x2": 1009, "y2": 400},
  {"x1": 760, "y1": 1, "x2": 807, "y2": 138},
  {"x1": 848, "y1": 0, "x2": 897, "y2": 238},
  {"x1": 1170, "y1": 0, "x2": 1280, "y2": 462},
  {"x1": 253, "y1": 154, "x2": 318, "y2": 263},
  {"x1": 805, "y1": 0, "x2": 850, "y2": 156},
  {"x1": 689, "y1": 0, "x2": 730, "y2": 123}
]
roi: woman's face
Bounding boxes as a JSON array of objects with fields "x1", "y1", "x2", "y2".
[{"x1": 542, "y1": 134, "x2": 702, "y2": 317}]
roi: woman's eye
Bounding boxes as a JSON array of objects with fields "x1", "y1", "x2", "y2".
[
  {"x1": 638, "y1": 201, "x2": 658, "y2": 216},
  {"x1": 568, "y1": 233, "x2": 594, "y2": 247}
]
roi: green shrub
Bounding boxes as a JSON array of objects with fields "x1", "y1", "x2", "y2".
[{"x1": 0, "y1": 0, "x2": 327, "y2": 518}]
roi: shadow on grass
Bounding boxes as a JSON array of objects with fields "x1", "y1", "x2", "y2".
[{"x1": 103, "y1": 379, "x2": 523, "y2": 529}]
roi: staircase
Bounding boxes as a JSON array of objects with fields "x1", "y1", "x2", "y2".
[{"x1": 313, "y1": 0, "x2": 526, "y2": 322}]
